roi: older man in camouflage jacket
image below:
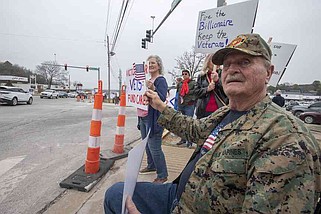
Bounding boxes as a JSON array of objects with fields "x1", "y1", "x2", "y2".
[{"x1": 104, "y1": 34, "x2": 321, "y2": 213}]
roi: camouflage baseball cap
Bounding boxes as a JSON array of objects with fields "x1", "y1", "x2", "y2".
[{"x1": 212, "y1": 33, "x2": 272, "y2": 65}]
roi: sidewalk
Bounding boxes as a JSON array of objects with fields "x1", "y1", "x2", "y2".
[
  {"x1": 44, "y1": 132, "x2": 193, "y2": 214},
  {"x1": 44, "y1": 125, "x2": 321, "y2": 214}
]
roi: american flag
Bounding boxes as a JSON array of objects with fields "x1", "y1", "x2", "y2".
[{"x1": 133, "y1": 63, "x2": 145, "y2": 81}]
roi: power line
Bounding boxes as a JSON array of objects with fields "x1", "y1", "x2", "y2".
[
  {"x1": 111, "y1": 0, "x2": 135, "y2": 52},
  {"x1": 110, "y1": 0, "x2": 134, "y2": 53},
  {"x1": 104, "y1": 0, "x2": 112, "y2": 38},
  {"x1": 111, "y1": 0, "x2": 126, "y2": 46},
  {"x1": 0, "y1": 32, "x2": 104, "y2": 44}
]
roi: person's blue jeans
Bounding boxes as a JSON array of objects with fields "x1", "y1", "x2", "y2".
[
  {"x1": 148, "y1": 128, "x2": 168, "y2": 179},
  {"x1": 139, "y1": 116, "x2": 168, "y2": 179},
  {"x1": 138, "y1": 116, "x2": 155, "y2": 170},
  {"x1": 177, "y1": 104, "x2": 195, "y2": 147},
  {"x1": 104, "y1": 182, "x2": 178, "y2": 214},
  {"x1": 177, "y1": 104, "x2": 195, "y2": 118}
]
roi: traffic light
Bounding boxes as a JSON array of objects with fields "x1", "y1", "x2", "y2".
[
  {"x1": 146, "y1": 30, "x2": 152, "y2": 42},
  {"x1": 64, "y1": 64, "x2": 67, "y2": 71},
  {"x1": 141, "y1": 39, "x2": 147, "y2": 49},
  {"x1": 86, "y1": 65, "x2": 89, "y2": 72}
]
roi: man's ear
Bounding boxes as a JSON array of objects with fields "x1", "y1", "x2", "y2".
[{"x1": 265, "y1": 64, "x2": 274, "y2": 84}]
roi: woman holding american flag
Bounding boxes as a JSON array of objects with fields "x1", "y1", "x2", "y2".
[{"x1": 138, "y1": 55, "x2": 169, "y2": 184}]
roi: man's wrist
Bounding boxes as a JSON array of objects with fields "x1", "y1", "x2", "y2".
[{"x1": 158, "y1": 103, "x2": 167, "y2": 112}]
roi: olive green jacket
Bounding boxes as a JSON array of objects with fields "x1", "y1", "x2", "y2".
[{"x1": 158, "y1": 96, "x2": 321, "y2": 213}]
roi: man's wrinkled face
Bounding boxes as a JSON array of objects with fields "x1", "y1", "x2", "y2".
[{"x1": 221, "y1": 52, "x2": 272, "y2": 98}]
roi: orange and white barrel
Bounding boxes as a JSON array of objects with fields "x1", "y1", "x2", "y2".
[
  {"x1": 85, "y1": 80, "x2": 103, "y2": 174},
  {"x1": 113, "y1": 85, "x2": 126, "y2": 154}
]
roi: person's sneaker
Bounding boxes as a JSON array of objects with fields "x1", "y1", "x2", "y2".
[
  {"x1": 139, "y1": 167, "x2": 156, "y2": 174},
  {"x1": 176, "y1": 139, "x2": 185, "y2": 145},
  {"x1": 153, "y1": 177, "x2": 168, "y2": 184}
]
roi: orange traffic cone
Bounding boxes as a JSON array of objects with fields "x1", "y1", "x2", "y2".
[
  {"x1": 112, "y1": 85, "x2": 126, "y2": 154},
  {"x1": 85, "y1": 80, "x2": 103, "y2": 174}
]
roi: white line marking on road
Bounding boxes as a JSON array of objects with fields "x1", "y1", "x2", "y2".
[{"x1": 0, "y1": 156, "x2": 26, "y2": 177}]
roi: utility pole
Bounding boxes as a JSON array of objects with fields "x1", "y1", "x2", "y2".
[
  {"x1": 106, "y1": 35, "x2": 116, "y2": 102},
  {"x1": 118, "y1": 69, "x2": 122, "y2": 96},
  {"x1": 107, "y1": 35, "x2": 111, "y2": 102}
]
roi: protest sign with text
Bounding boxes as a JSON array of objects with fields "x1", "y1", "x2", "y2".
[
  {"x1": 126, "y1": 63, "x2": 148, "y2": 111},
  {"x1": 195, "y1": 0, "x2": 259, "y2": 53},
  {"x1": 269, "y1": 42, "x2": 297, "y2": 87}
]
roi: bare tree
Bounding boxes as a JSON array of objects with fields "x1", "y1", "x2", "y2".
[
  {"x1": 175, "y1": 46, "x2": 206, "y2": 79},
  {"x1": 36, "y1": 61, "x2": 68, "y2": 89},
  {"x1": 167, "y1": 69, "x2": 179, "y2": 86}
]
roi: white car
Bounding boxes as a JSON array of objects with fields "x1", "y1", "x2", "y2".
[
  {"x1": 40, "y1": 89, "x2": 59, "y2": 99},
  {"x1": 0, "y1": 86, "x2": 33, "y2": 106}
]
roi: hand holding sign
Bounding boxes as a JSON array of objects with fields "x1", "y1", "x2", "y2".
[
  {"x1": 146, "y1": 80, "x2": 155, "y2": 91},
  {"x1": 207, "y1": 82, "x2": 215, "y2": 92},
  {"x1": 211, "y1": 69, "x2": 219, "y2": 83}
]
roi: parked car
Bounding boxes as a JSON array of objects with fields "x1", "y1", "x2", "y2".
[
  {"x1": 0, "y1": 86, "x2": 33, "y2": 106},
  {"x1": 58, "y1": 91, "x2": 68, "y2": 98},
  {"x1": 299, "y1": 112, "x2": 321, "y2": 125},
  {"x1": 40, "y1": 89, "x2": 59, "y2": 99},
  {"x1": 67, "y1": 92, "x2": 77, "y2": 98},
  {"x1": 291, "y1": 101, "x2": 321, "y2": 117},
  {"x1": 285, "y1": 101, "x2": 300, "y2": 111}
]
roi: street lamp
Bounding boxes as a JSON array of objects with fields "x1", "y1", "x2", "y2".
[
  {"x1": 151, "y1": 16, "x2": 155, "y2": 31},
  {"x1": 151, "y1": 16, "x2": 155, "y2": 42}
]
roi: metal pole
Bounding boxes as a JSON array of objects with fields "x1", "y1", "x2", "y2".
[
  {"x1": 151, "y1": 16, "x2": 155, "y2": 42},
  {"x1": 217, "y1": 0, "x2": 226, "y2": 7},
  {"x1": 118, "y1": 69, "x2": 122, "y2": 96},
  {"x1": 107, "y1": 35, "x2": 111, "y2": 102},
  {"x1": 98, "y1": 67, "x2": 100, "y2": 82},
  {"x1": 151, "y1": 16, "x2": 155, "y2": 31}
]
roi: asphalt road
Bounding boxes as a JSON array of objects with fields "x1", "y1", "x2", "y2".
[{"x1": 0, "y1": 97, "x2": 140, "y2": 214}]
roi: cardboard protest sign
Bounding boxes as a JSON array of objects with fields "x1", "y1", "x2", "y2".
[
  {"x1": 195, "y1": 0, "x2": 259, "y2": 53},
  {"x1": 126, "y1": 63, "x2": 148, "y2": 111},
  {"x1": 269, "y1": 42, "x2": 297, "y2": 87}
]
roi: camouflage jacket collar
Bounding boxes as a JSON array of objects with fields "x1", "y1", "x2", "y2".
[{"x1": 217, "y1": 95, "x2": 272, "y2": 131}]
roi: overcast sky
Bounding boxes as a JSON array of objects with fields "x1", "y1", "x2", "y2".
[{"x1": 1, "y1": 0, "x2": 320, "y2": 89}]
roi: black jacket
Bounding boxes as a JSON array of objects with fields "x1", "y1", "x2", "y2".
[
  {"x1": 194, "y1": 71, "x2": 228, "y2": 118},
  {"x1": 272, "y1": 94, "x2": 285, "y2": 107}
]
